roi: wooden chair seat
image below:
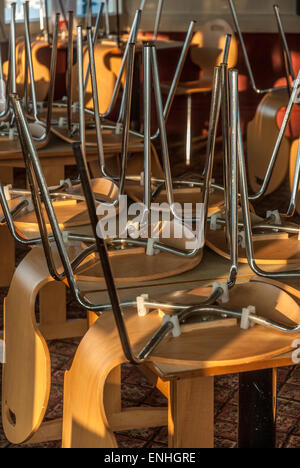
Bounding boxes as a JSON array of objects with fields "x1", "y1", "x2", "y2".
[
  {"x1": 50, "y1": 125, "x2": 143, "y2": 152},
  {"x1": 206, "y1": 226, "x2": 300, "y2": 266},
  {"x1": 2, "y1": 241, "x2": 299, "y2": 447},
  {"x1": 75, "y1": 246, "x2": 202, "y2": 285},
  {"x1": 126, "y1": 182, "x2": 224, "y2": 217},
  {"x1": 0, "y1": 177, "x2": 120, "y2": 235},
  {"x1": 0, "y1": 194, "x2": 204, "y2": 285},
  {"x1": 161, "y1": 77, "x2": 213, "y2": 96},
  {"x1": 124, "y1": 145, "x2": 224, "y2": 217},
  {"x1": 62, "y1": 280, "x2": 300, "y2": 448},
  {"x1": 75, "y1": 217, "x2": 203, "y2": 284}
]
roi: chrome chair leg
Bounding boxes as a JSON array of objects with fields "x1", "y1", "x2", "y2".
[
  {"x1": 185, "y1": 94, "x2": 192, "y2": 166},
  {"x1": 153, "y1": 0, "x2": 164, "y2": 41},
  {"x1": 285, "y1": 136, "x2": 300, "y2": 218},
  {"x1": 228, "y1": 0, "x2": 287, "y2": 95},
  {"x1": 236, "y1": 98, "x2": 300, "y2": 279},
  {"x1": 104, "y1": 0, "x2": 110, "y2": 37},
  {"x1": 249, "y1": 71, "x2": 300, "y2": 201},
  {"x1": 67, "y1": 10, "x2": 74, "y2": 136},
  {"x1": 45, "y1": 13, "x2": 60, "y2": 137},
  {"x1": 143, "y1": 43, "x2": 152, "y2": 217},
  {"x1": 274, "y1": 4, "x2": 295, "y2": 96},
  {"x1": 10, "y1": 2, "x2": 17, "y2": 96},
  {"x1": 83, "y1": 2, "x2": 104, "y2": 94}
]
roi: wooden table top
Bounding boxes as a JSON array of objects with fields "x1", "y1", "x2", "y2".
[
  {"x1": 0, "y1": 134, "x2": 96, "y2": 165},
  {"x1": 0, "y1": 132, "x2": 143, "y2": 168}
]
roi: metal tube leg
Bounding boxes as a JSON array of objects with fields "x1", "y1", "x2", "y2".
[
  {"x1": 44, "y1": 0, "x2": 51, "y2": 45},
  {"x1": 10, "y1": 2, "x2": 17, "y2": 95},
  {"x1": 153, "y1": 0, "x2": 164, "y2": 41},
  {"x1": 186, "y1": 94, "x2": 192, "y2": 166},
  {"x1": 143, "y1": 44, "x2": 152, "y2": 217},
  {"x1": 238, "y1": 369, "x2": 277, "y2": 448},
  {"x1": 104, "y1": 0, "x2": 110, "y2": 37},
  {"x1": 162, "y1": 21, "x2": 195, "y2": 126},
  {"x1": 67, "y1": 11, "x2": 74, "y2": 135},
  {"x1": 287, "y1": 136, "x2": 300, "y2": 217}
]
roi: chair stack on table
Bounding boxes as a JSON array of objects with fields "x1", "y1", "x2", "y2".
[{"x1": 0, "y1": 0, "x2": 299, "y2": 449}]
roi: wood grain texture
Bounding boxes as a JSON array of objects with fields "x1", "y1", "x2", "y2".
[
  {"x1": 3, "y1": 39, "x2": 50, "y2": 103},
  {"x1": 50, "y1": 125, "x2": 143, "y2": 151},
  {"x1": 1, "y1": 247, "x2": 87, "y2": 444},
  {"x1": 206, "y1": 227, "x2": 300, "y2": 265},
  {"x1": 2, "y1": 249, "x2": 52, "y2": 444},
  {"x1": 76, "y1": 247, "x2": 203, "y2": 284},
  {"x1": 247, "y1": 89, "x2": 291, "y2": 195},
  {"x1": 63, "y1": 279, "x2": 300, "y2": 448},
  {"x1": 251, "y1": 276, "x2": 300, "y2": 301},
  {"x1": 168, "y1": 376, "x2": 214, "y2": 448}
]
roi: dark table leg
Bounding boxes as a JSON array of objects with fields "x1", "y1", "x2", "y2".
[{"x1": 238, "y1": 368, "x2": 277, "y2": 448}]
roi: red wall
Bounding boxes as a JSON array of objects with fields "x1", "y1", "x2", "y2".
[{"x1": 156, "y1": 32, "x2": 300, "y2": 140}]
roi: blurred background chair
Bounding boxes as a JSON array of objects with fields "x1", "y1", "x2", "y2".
[{"x1": 162, "y1": 18, "x2": 238, "y2": 166}]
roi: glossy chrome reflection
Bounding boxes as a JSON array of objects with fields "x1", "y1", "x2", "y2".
[{"x1": 228, "y1": 0, "x2": 287, "y2": 95}]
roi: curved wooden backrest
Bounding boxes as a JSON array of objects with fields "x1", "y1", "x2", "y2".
[
  {"x1": 2, "y1": 247, "x2": 53, "y2": 444},
  {"x1": 72, "y1": 43, "x2": 124, "y2": 114},
  {"x1": 3, "y1": 39, "x2": 50, "y2": 102},
  {"x1": 190, "y1": 19, "x2": 238, "y2": 78},
  {"x1": 247, "y1": 88, "x2": 291, "y2": 195}
]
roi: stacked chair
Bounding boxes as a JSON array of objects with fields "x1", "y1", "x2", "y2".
[
  {"x1": 0, "y1": 2, "x2": 229, "y2": 286},
  {"x1": 0, "y1": 0, "x2": 300, "y2": 449},
  {"x1": 229, "y1": 0, "x2": 300, "y2": 213}
]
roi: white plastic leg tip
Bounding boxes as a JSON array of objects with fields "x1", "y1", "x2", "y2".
[
  {"x1": 146, "y1": 238, "x2": 156, "y2": 256},
  {"x1": 267, "y1": 210, "x2": 282, "y2": 226},
  {"x1": 212, "y1": 282, "x2": 229, "y2": 304},
  {"x1": 210, "y1": 212, "x2": 222, "y2": 231},
  {"x1": 115, "y1": 123, "x2": 123, "y2": 135},
  {"x1": 239, "y1": 231, "x2": 246, "y2": 249},
  {"x1": 240, "y1": 306, "x2": 256, "y2": 330},
  {"x1": 162, "y1": 314, "x2": 181, "y2": 338},
  {"x1": 26, "y1": 198, "x2": 34, "y2": 212},
  {"x1": 58, "y1": 117, "x2": 67, "y2": 128},
  {"x1": 137, "y1": 294, "x2": 150, "y2": 317},
  {"x1": 62, "y1": 231, "x2": 69, "y2": 244},
  {"x1": 0, "y1": 339, "x2": 6, "y2": 364},
  {"x1": 9, "y1": 128, "x2": 14, "y2": 141},
  {"x1": 62, "y1": 178, "x2": 73, "y2": 192},
  {"x1": 4, "y1": 185, "x2": 12, "y2": 201}
]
